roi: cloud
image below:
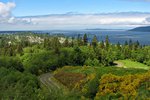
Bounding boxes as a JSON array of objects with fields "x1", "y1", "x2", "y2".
[
  {"x1": 145, "y1": 17, "x2": 150, "y2": 22},
  {"x1": 0, "y1": 2, "x2": 33, "y2": 25},
  {"x1": 1, "y1": 11, "x2": 150, "y2": 30},
  {"x1": 10, "y1": 12, "x2": 150, "y2": 30},
  {"x1": 0, "y1": 2, "x2": 15, "y2": 18}
]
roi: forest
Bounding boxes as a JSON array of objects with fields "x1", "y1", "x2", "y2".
[{"x1": 0, "y1": 32, "x2": 150, "y2": 100}]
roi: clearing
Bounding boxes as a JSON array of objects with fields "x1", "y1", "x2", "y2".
[{"x1": 114, "y1": 59, "x2": 150, "y2": 70}]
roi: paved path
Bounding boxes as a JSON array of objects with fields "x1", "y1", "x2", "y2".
[
  {"x1": 114, "y1": 61, "x2": 125, "y2": 68},
  {"x1": 38, "y1": 73, "x2": 60, "y2": 90}
]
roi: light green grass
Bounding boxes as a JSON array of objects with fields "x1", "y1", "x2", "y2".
[
  {"x1": 117, "y1": 60, "x2": 150, "y2": 70},
  {"x1": 55, "y1": 66, "x2": 147, "y2": 77}
]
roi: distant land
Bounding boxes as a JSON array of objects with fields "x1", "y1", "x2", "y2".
[
  {"x1": 129, "y1": 26, "x2": 150, "y2": 32},
  {"x1": 85, "y1": 28, "x2": 125, "y2": 31}
]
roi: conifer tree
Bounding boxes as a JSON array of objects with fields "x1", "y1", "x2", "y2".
[
  {"x1": 83, "y1": 33, "x2": 88, "y2": 46},
  {"x1": 117, "y1": 42, "x2": 121, "y2": 50},
  {"x1": 124, "y1": 40, "x2": 128, "y2": 46},
  {"x1": 105, "y1": 35, "x2": 110, "y2": 50},
  {"x1": 71, "y1": 37, "x2": 74, "y2": 47},
  {"x1": 100, "y1": 40, "x2": 104, "y2": 49},
  {"x1": 52, "y1": 37, "x2": 61, "y2": 54},
  {"x1": 17, "y1": 44, "x2": 23, "y2": 54},
  {"x1": 63, "y1": 38, "x2": 69, "y2": 47},
  {"x1": 92, "y1": 35, "x2": 98, "y2": 47},
  {"x1": 77, "y1": 34, "x2": 83, "y2": 46}
]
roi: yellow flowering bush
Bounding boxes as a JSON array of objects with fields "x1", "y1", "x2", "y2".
[{"x1": 95, "y1": 71, "x2": 150, "y2": 100}]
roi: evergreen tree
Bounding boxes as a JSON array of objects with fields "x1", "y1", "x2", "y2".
[
  {"x1": 63, "y1": 38, "x2": 69, "y2": 47},
  {"x1": 43, "y1": 38, "x2": 48, "y2": 48},
  {"x1": 92, "y1": 35, "x2": 98, "y2": 47},
  {"x1": 52, "y1": 37, "x2": 61, "y2": 54},
  {"x1": 105, "y1": 35, "x2": 110, "y2": 50},
  {"x1": 71, "y1": 37, "x2": 74, "y2": 47},
  {"x1": 73, "y1": 46, "x2": 85, "y2": 65},
  {"x1": 77, "y1": 34, "x2": 83, "y2": 46},
  {"x1": 16, "y1": 44, "x2": 23, "y2": 55},
  {"x1": 9, "y1": 47, "x2": 14, "y2": 56},
  {"x1": 124, "y1": 40, "x2": 128, "y2": 46},
  {"x1": 83, "y1": 34, "x2": 88, "y2": 46},
  {"x1": 134, "y1": 40, "x2": 140, "y2": 50},
  {"x1": 129, "y1": 39, "x2": 133, "y2": 49},
  {"x1": 117, "y1": 42, "x2": 121, "y2": 50},
  {"x1": 100, "y1": 40, "x2": 104, "y2": 49}
]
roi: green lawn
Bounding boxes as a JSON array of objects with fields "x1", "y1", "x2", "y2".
[{"x1": 116, "y1": 60, "x2": 150, "y2": 70}]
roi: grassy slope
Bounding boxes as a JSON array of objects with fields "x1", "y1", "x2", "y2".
[
  {"x1": 117, "y1": 59, "x2": 150, "y2": 70},
  {"x1": 55, "y1": 65, "x2": 147, "y2": 78}
]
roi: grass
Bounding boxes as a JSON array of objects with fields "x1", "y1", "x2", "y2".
[
  {"x1": 116, "y1": 59, "x2": 150, "y2": 70},
  {"x1": 54, "y1": 65, "x2": 147, "y2": 78}
]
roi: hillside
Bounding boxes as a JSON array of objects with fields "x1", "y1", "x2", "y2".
[{"x1": 129, "y1": 26, "x2": 150, "y2": 32}]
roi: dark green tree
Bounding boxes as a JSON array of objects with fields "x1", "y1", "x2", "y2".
[
  {"x1": 100, "y1": 40, "x2": 104, "y2": 49},
  {"x1": 63, "y1": 38, "x2": 69, "y2": 47},
  {"x1": 129, "y1": 39, "x2": 133, "y2": 49},
  {"x1": 92, "y1": 35, "x2": 98, "y2": 47},
  {"x1": 71, "y1": 37, "x2": 74, "y2": 47},
  {"x1": 105, "y1": 35, "x2": 110, "y2": 50},
  {"x1": 16, "y1": 44, "x2": 23, "y2": 55},
  {"x1": 77, "y1": 34, "x2": 83, "y2": 46},
  {"x1": 83, "y1": 34, "x2": 88, "y2": 46},
  {"x1": 117, "y1": 42, "x2": 121, "y2": 50},
  {"x1": 52, "y1": 37, "x2": 61, "y2": 54}
]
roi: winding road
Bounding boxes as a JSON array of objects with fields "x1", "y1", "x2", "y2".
[{"x1": 38, "y1": 73, "x2": 60, "y2": 90}]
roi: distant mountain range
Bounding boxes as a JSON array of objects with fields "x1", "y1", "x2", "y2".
[{"x1": 129, "y1": 26, "x2": 150, "y2": 32}]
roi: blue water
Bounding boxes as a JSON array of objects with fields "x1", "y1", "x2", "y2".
[
  {"x1": 1, "y1": 30, "x2": 150, "y2": 45},
  {"x1": 47, "y1": 30, "x2": 150, "y2": 45}
]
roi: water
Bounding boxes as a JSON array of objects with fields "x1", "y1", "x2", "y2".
[
  {"x1": 1, "y1": 30, "x2": 150, "y2": 45},
  {"x1": 47, "y1": 30, "x2": 150, "y2": 45}
]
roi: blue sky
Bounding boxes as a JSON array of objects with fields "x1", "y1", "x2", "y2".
[
  {"x1": 0, "y1": 0, "x2": 150, "y2": 30},
  {"x1": 1, "y1": 0, "x2": 150, "y2": 16}
]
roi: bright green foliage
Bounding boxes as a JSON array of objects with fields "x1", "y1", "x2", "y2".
[
  {"x1": 0, "y1": 68, "x2": 40, "y2": 100},
  {"x1": 0, "y1": 56, "x2": 24, "y2": 72},
  {"x1": 0, "y1": 32, "x2": 150, "y2": 99},
  {"x1": 84, "y1": 58, "x2": 100, "y2": 66}
]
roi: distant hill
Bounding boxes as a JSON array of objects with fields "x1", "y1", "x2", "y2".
[
  {"x1": 85, "y1": 28, "x2": 124, "y2": 31},
  {"x1": 129, "y1": 26, "x2": 150, "y2": 32}
]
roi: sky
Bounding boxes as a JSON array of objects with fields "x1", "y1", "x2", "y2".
[{"x1": 0, "y1": 0, "x2": 150, "y2": 30}]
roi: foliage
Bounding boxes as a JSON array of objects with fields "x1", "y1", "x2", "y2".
[
  {"x1": 0, "y1": 67, "x2": 40, "y2": 100},
  {"x1": 0, "y1": 56, "x2": 24, "y2": 72}
]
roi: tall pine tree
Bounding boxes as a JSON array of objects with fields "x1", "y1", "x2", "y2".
[{"x1": 83, "y1": 33, "x2": 88, "y2": 46}]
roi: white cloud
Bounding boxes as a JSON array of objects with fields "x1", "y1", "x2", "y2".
[
  {"x1": 9, "y1": 12, "x2": 149, "y2": 30},
  {"x1": 0, "y1": 4, "x2": 150, "y2": 30},
  {"x1": 0, "y1": 2, "x2": 15, "y2": 18},
  {"x1": 0, "y1": 2, "x2": 33, "y2": 25}
]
